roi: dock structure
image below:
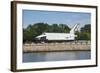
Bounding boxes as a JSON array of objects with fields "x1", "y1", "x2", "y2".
[{"x1": 23, "y1": 41, "x2": 91, "y2": 52}]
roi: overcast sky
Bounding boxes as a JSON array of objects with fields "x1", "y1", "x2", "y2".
[{"x1": 22, "y1": 10, "x2": 91, "y2": 28}]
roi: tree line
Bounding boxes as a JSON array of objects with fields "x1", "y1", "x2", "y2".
[
  {"x1": 75, "y1": 24, "x2": 91, "y2": 40},
  {"x1": 23, "y1": 23, "x2": 91, "y2": 43}
]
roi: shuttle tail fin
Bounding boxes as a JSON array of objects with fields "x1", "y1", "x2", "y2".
[{"x1": 70, "y1": 24, "x2": 80, "y2": 34}]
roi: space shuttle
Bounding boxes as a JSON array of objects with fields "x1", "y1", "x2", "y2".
[{"x1": 36, "y1": 24, "x2": 80, "y2": 41}]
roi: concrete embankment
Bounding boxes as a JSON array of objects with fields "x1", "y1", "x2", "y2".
[{"x1": 23, "y1": 41, "x2": 91, "y2": 52}]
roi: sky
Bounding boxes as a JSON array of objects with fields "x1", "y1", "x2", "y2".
[{"x1": 22, "y1": 10, "x2": 91, "y2": 28}]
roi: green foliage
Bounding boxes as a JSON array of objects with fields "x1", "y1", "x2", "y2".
[
  {"x1": 81, "y1": 24, "x2": 91, "y2": 33},
  {"x1": 59, "y1": 24, "x2": 70, "y2": 33},
  {"x1": 75, "y1": 24, "x2": 91, "y2": 40},
  {"x1": 76, "y1": 32, "x2": 91, "y2": 40}
]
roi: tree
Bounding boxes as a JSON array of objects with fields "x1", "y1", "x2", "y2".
[
  {"x1": 50, "y1": 24, "x2": 60, "y2": 32},
  {"x1": 59, "y1": 24, "x2": 70, "y2": 33},
  {"x1": 81, "y1": 24, "x2": 91, "y2": 33},
  {"x1": 76, "y1": 24, "x2": 91, "y2": 40}
]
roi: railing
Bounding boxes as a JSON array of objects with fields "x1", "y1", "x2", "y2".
[{"x1": 24, "y1": 40, "x2": 91, "y2": 46}]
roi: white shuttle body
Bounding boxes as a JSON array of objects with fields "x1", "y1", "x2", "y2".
[{"x1": 36, "y1": 24, "x2": 79, "y2": 41}]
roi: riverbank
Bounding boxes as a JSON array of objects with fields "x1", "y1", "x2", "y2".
[{"x1": 23, "y1": 41, "x2": 91, "y2": 52}]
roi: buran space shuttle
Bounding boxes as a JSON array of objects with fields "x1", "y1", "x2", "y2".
[{"x1": 36, "y1": 24, "x2": 80, "y2": 42}]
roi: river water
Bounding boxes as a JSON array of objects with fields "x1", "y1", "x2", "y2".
[{"x1": 23, "y1": 51, "x2": 91, "y2": 63}]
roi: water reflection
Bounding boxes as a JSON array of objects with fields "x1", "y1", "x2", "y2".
[{"x1": 23, "y1": 51, "x2": 91, "y2": 63}]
